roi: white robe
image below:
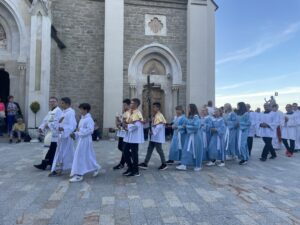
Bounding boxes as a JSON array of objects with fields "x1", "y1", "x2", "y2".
[
  {"x1": 51, "y1": 108, "x2": 77, "y2": 172},
  {"x1": 256, "y1": 112, "x2": 277, "y2": 138},
  {"x1": 294, "y1": 110, "x2": 300, "y2": 149},
  {"x1": 151, "y1": 123, "x2": 166, "y2": 144},
  {"x1": 70, "y1": 113, "x2": 100, "y2": 176},
  {"x1": 248, "y1": 111, "x2": 257, "y2": 137},
  {"x1": 272, "y1": 111, "x2": 284, "y2": 149},
  {"x1": 281, "y1": 113, "x2": 297, "y2": 140},
  {"x1": 124, "y1": 121, "x2": 144, "y2": 144},
  {"x1": 39, "y1": 107, "x2": 62, "y2": 143}
]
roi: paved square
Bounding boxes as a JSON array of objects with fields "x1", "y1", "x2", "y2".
[{"x1": 1, "y1": 139, "x2": 300, "y2": 225}]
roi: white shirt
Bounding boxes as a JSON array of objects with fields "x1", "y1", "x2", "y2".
[
  {"x1": 256, "y1": 111, "x2": 277, "y2": 138},
  {"x1": 151, "y1": 123, "x2": 165, "y2": 143},
  {"x1": 59, "y1": 108, "x2": 77, "y2": 138},
  {"x1": 124, "y1": 121, "x2": 144, "y2": 144},
  {"x1": 248, "y1": 111, "x2": 257, "y2": 137},
  {"x1": 281, "y1": 112, "x2": 297, "y2": 140},
  {"x1": 39, "y1": 107, "x2": 62, "y2": 142}
]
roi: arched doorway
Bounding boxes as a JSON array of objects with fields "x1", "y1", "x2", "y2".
[{"x1": 0, "y1": 69, "x2": 9, "y2": 104}]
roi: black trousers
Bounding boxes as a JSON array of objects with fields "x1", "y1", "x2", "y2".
[
  {"x1": 124, "y1": 143, "x2": 139, "y2": 173},
  {"x1": 282, "y1": 139, "x2": 295, "y2": 153},
  {"x1": 261, "y1": 137, "x2": 276, "y2": 159},
  {"x1": 247, "y1": 137, "x2": 253, "y2": 156},
  {"x1": 118, "y1": 137, "x2": 126, "y2": 165},
  {"x1": 44, "y1": 142, "x2": 57, "y2": 165}
]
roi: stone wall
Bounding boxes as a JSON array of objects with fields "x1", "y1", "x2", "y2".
[
  {"x1": 124, "y1": 0, "x2": 188, "y2": 107},
  {"x1": 50, "y1": 0, "x2": 105, "y2": 125}
]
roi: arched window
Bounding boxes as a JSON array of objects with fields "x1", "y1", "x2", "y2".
[
  {"x1": 142, "y1": 59, "x2": 166, "y2": 75},
  {"x1": 0, "y1": 24, "x2": 7, "y2": 49}
]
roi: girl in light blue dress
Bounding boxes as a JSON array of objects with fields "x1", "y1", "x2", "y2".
[{"x1": 167, "y1": 106, "x2": 187, "y2": 164}]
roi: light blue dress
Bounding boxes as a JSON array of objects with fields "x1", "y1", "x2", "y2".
[
  {"x1": 223, "y1": 112, "x2": 238, "y2": 157},
  {"x1": 236, "y1": 112, "x2": 251, "y2": 161},
  {"x1": 168, "y1": 115, "x2": 187, "y2": 161},
  {"x1": 181, "y1": 115, "x2": 204, "y2": 168},
  {"x1": 200, "y1": 116, "x2": 212, "y2": 161},
  {"x1": 207, "y1": 117, "x2": 226, "y2": 161}
]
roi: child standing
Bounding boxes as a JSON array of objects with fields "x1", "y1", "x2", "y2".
[
  {"x1": 166, "y1": 106, "x2": 187, "y2": 164},
  {"x1": 10, "y1": 117, "x2": 26, "y2": 143},
  {"x1": 139, "y1": 102, "x2": 168, "y2": 170},
  {"x1": 69, "y1": 103, "x2": 101, "y2": 182}
]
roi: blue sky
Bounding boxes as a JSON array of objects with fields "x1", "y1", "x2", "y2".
[{"x1": 214, "y1": 0, "x2": 300, "y2": 110}]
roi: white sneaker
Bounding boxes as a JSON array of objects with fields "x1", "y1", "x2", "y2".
[
  {"x1": 93, "y1": 167, "x2": 101, "y2": 177},
  {"x1": 206, "y1": 161, "x2": 216, "y2": 166},
  {"x1": 69, "y1": 175, "x2": 83, "y2": 183},
  {"x1": 176, "y1": 165, "x2": 187, "y2": 171},
  {"x1": 218, "y1": 162, "x2": 225, "y2": 167},
  {"x1": 194, "y1": 167, "x2": 202, "y2": 172}
]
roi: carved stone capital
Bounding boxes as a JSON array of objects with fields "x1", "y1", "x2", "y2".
[
  {"x1": 18, "y1": 64, "x2": 26, "y2": 71},
  {"x1": 172, "y1": 85, "x2": 181, "y2": 91},
  {"x1": 129, "y1": 84, "x2": 137, "y2": 89}
]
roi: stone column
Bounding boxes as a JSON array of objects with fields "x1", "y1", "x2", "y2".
[
  {"x1": 129, "y1": 84, "x2": 136, "y2": 98},
  {"x1": 103, "y1": 0, "x2": 124, "y2": 131},
  {"x1": 18, "y1": 63, "x2": 26, "y2": 119},
  {"x1": 28, "y1": 1, "x2": 51, "y2": 128},
  {"x1": 187, "y1": 0, "x2": 217, "y2": 108},
  {"x1": 172, "y1": 85, "x2": 180, "y2": 110}
]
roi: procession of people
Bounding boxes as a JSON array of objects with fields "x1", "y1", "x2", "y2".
[{"x1": 26, "y1": 96, "x2": 300, "y2": 181}]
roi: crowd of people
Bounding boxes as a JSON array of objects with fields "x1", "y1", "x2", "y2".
[{"x1": 9, "y1": 94, "x2": 296, "y2": 181}]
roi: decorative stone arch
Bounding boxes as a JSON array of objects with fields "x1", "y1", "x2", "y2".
[
  {"x1": 128, "y1": 43, "x2": 184, "y2": 120},
  {"x1": 0, "y1": 0, "x2": 29, "y2": 61}
]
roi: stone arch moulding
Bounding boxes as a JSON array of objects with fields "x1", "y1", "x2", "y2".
[
  {"x1": 0, "y1": 0, "x2": 29, "y2": 62},
  {"x1": 128, "y1": 42, "x2": 183, "y2": 86}
]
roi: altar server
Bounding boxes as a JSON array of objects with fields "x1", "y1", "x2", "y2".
[
  {"x1": 69, "y1": 103, "x2": 101, "y2": 182},
  {"x1": 49, "y1": 97, "x2": 77, "y2": 176},
  {"x1": 166, "y1": 105, "x2": 187, "y2": 164},
  {"x1": 113, "y1": 99, "x2": 131, "y2": 170},
  {"x1": 246, "y1": 104, "x2": 257, "y2": 156},
  {"x1": 257, "y1": 103, "x2": 277, "y2": 161},
  {"x1": 34, "y1": 97, "x2": 62, "y2": 170},
  {"x1": 292, "y1": 103, "x2": 300, "y2": 152},
  {"x1": 281, "y1": 104, "x2": 297, "y2": 157},
  {"x1": 272, "y1": 104, "x2": 284, "y2": 150},
  {"x1": 223, "y1": 103, "x2": 238, "y2": 160},
  {"x1": 176, "y1": 104, "x2": 203, "y2": 171},
  {"x1": 236, "y1": 102, "x2": 251, "y2": 165},
  {"x1": 206, "y1": 108, "x2": 226, "y2": 167},
  {"x1": 123, "y1": 98, "x2": 144, "y2": 177},
  {"x1": 139, "y1": 102, "x2": 168, "y2": 170}
]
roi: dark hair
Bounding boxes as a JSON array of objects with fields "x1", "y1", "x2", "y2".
[
  {"x1": 8, "y1": 95, "x2": 14, "y2": 100},
  {"x1": 153, "y1": 102, "x2": 161, "y2": 109},
  {"x1": 237, "y1": 102, "x2": 247, "y2": 115},
  {"x1": 189, "y1": 104, "x2": 199, "y2": 117},
  {"x1": 131, "y1": 98, "x2": 141, "y2": 107},
  {"x1": 61, "y1": 97, "x2": 71, "y2": 105},
  {"x1": 207, "y1": 100, "x2": 213, "y2": 107},
  {"x1": 175, "y1": 105, "x2": 184, "y2": 113},
  {"x1": 79, "y1": 103, "x2": 91, "y2": 112},
  {"x1": 123, "y1": 99, "x2": 131, "y2": 105},
  {"x1": 49, "y1": 96, "x2": 58, "y2": 101}
]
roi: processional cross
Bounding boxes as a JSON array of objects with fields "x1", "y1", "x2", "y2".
[{"x1": 146, "y1": 74, "x2": 155, "y2": 139}]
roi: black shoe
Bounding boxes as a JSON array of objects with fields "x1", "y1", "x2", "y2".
[
  {"x1": 34, "y1": 164, "x2": 46, "y2": 170},
  {"x1": 48, "y1": 171, "x2": 61, "y2": 177},
  {"x1": 9, "y1": 139, "x2": 12, "y2": 144},
  {"x1": 127, "y1": 172, "x2": 140, "y2": 177},
  {"x1": 122, "y1": 170, "x2": 132, "y2": 176},
  {"x1": 259, "y1": 158, "x2": 267, "y2": 162},
  {"x1": 113, "y1": 164, "x2": 124, "y2": 170},
  {"x1": 166, "y1": 160, "x2": 174, "y2": 165},
  {"x1": 239, "y1": 160, "x2": 247, "y2": 165},
  {"x1": 158, "y1": 164, "x2": 168, "y2": 170},
  {"x1": 269, "y1": 156, "x2": 277, "y2": 159},
  {"x1": 16, "y1": 140, "x2": 21, "y2": 143},
  {"x1": 138, "y1": 163, "x2": 148, "y2": 170}
]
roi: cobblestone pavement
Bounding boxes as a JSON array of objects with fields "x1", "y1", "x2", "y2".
[{"x1": 1, "y1": 138, "x2": 300, "y2": 225}]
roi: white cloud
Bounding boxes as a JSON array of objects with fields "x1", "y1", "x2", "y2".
[{"x1": 216, "y1": 22, "x2": 300, "y2": 65}]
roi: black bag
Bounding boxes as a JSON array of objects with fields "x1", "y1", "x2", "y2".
[{"x1": 23, "y1": 133, "x2": 32, "y2": 142}]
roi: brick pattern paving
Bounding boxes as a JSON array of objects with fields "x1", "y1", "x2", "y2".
[{"x1": 0, "y1": 139, "x2": 300, "y2": 225}]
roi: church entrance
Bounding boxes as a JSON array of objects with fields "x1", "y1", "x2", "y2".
[
  {"x1": 0, "y1": 69, "x2": 10, "y2": 104},
  {"x1": 142, "y1": 86, "x2": 165, "y2": 120}
]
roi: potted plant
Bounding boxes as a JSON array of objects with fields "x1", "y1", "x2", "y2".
[{"x1": 29, "y1": 101, "x2": 41, "y2": 143}]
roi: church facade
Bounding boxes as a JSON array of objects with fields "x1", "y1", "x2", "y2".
[{"x1": 0, "y1": 0, "x2": 217, "y2": 132}]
